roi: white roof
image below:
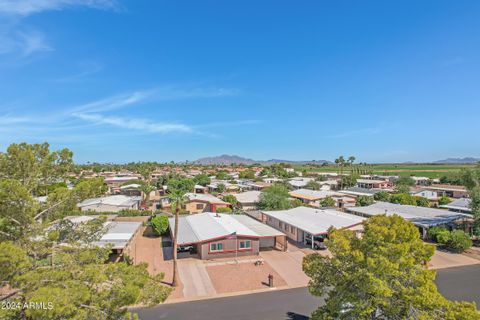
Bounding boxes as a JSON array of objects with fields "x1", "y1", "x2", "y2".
[
  {"x1": 186, "y1": 193, "x2": 227, "y2": 204},
  {"x1": 357, "y1": 179, "x2": 388, "y2": 184},
  {"x1": 288, "y1": 177, "x2": 314, "y2": 188},
  {"x1": 105, "y1": 176, "x2": 139, "y2": 182},
  {"x1": 289, "y1": 189, "x2": 342, "y2": 200},
  {"x1": 169, "y1": 213, "x2": 284, "y2": 245},
  {"x1": 120, "y1": 183, "x2": 142, "y2": 189},
  {"x1": 440, "y1": 198, "x2": 472, "y2": 212},
  {"x1": 232, "y1": 191, "x2": 261, "y2": 204},
  {"x1": 348, "y1": 202, "x2": 471, "y2": 228},
  {"x1": 262, "y1": 206, "x2": 364, "y2": 235},
  {"x1": 94, "y1": 221, "x2": 142, "y2": 249},
  {"x1": 78, "y1": 195, "x2": 141, "y2": 208}
]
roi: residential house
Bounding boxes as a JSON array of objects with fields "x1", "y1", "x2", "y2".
[
  {"x1": 231, "y1": 191, "x2": 262, "y2": 211},
  {"x1": 424, "y1": 184, "x2": 469, "y2": 199},
  {"x1": 288, "y1": 189, "x2": 356, "y2": 208},
  {"x1": 181, "y1": 193, "x2": 230, "y2": 214},
  {"x1": 261, "y1": 206, "x2": 364, "y2": 248},
  {"x1": 440, "y1": 198, "x2": 472, "y2": 214},
  {"x1": 78, "y1": 195, "x2": 141, "y2": 213},
  {"x1": 356, "y1": 179, "x2": 393, "y2": 190},
  {"x1": 169, "y1": 212, "x2": 287, "y2": 259},
  {"x1": 347, "y1": 201, "x2": 473, "y2": 238}
]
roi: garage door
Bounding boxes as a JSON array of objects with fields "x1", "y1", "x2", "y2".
[{"x1": 259, "y1": 237, "x2": 275, "y2": 248}]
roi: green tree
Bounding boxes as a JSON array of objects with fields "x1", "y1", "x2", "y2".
[
  {"x1": 215, "y1": 171, "x2": 228, "y2": 180},
  {"x1": 0, "y1": 179, "x2": 38, "y2": 240},
  {"x1": 216, "y1": 207, "x2": 233, "y2": 213},
  {"x1": 355, "y1": 195, "x2": 374, "y2": 207},
  {"x1": 438, "y1": 196, "x2": 452, "y2": 206},
  {"x1": 373, "y1": 191, "x2": 391, "y2": 202},
  {"x1": 306, "y1": 180, "x2": 321, "y2": 190},
  {"x1": 445, "y1": 230, "x2": 472, "y2": 253},
  {"x1": 193, "y1": 174, "x2": 211, "y2": 186},
  {"x1": 320, "y1": 197, "x2": 336, "y2": 207},
  {"x1": 239, "y1": 170, "x2": 255, "y2": 179},
  {"x1": 0, "y1": 244, "x2": 171, "y2": 320},
  {"x1": 303, "y1": 215, "x2": 479, "y2": 320},
  {"x1": 0, "y1": 142, "x2": 73, "y2": 194},
  {"x1": 150, "y1": 215, "x2": 169, "y2": 236},
  {"x1": 167, "y1": 178, "x2": 194, "y2": 287},
  {"x1": 461, "y1": 166, "x2": 480, "y2": 235},
  {"x1": 257, "y1": 184, "x2": 292, "y2": 210},
  {"x1": 415, "y1": 196, "x2": 430, "y2": 207},
  {"x1": 389, "y1": 193, "x2": 417, "y2": 205},
  {"x1": 216, "y1": 183, "x2": 226, "y2": 193},
  {"x1": 222, "y1": 194, "x2": 239, "y2": 207}
]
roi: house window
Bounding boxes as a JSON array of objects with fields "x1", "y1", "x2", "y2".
[
  {"x1": 196, "y1": 203, "x2": 204, "y2": 210},
  {"x1": 290, "y1": 225, "x2": 295, "y2": 234},
  {"x1": 268, "y1": 216, "x2": 272, "y2": 222},
  {"x1": 239, "y1": 240, "x2": 252, "y2": 249},
  {"x1": 210, "y1": 243, "x2": 223, "y2": 252},
  {"x1": 279, "y1": 222, "x2": 283, "y2": 229},
  {"x1": 284, "y1": 223, "x2": 289, "y2": 231}
]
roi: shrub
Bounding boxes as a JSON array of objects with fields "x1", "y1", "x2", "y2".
[
  {"x1": 428, "y1": 226, "x2": 447, "y2": 242},
  {"x1": 320, "y1": 197, "x2": 336, "y2": 207},
  {"x1": 150, "y1": 215, "x2": 169, "y2": 236},
  {"x1": 216, "y1": 207, "x2": 232, "y2": 213},
  {"x1": 415, "y1": 197, "x2": 430, "y2": 207},
  {"x1": 374, "y1": 191, "x2": 391, "y2": 202},
  {"x1": 436, "y1": 229, "x2": 452, "y2": 245},
  {"x1": 445, "y1": 230, "x2": 472, "y2": 253},
  {"x1": 356, "y1": 195, "x2": 374, "y2": 207},
  {"x1": 438, "y1": 196, "x2": 452, "y2": 206}
]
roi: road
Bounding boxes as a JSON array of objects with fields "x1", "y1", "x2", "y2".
[{"x1": 136, "y1": 265, "x2": 480, "y2": 320}]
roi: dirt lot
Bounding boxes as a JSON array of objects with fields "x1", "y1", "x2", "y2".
[{"x1": 206, "y1": 261, "x2": 287, "y2": 294}]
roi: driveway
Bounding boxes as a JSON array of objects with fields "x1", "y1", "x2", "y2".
[
  {"x1": 177, "y1": 259, "x2": 217, "y2": 298},
  {"x1": 429, "y1": 249, "x2": 480, "y2": 269},
  {"x1": 260, "y1": 250, "x2": 310, "y2": 287}
]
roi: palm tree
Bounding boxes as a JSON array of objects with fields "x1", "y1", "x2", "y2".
[
  {"x1": 140, "y1": 184, "x2": 155, "y2": 210},
  {"x1": 167, "y1": 178, "x2": 194, "y2": 287}
]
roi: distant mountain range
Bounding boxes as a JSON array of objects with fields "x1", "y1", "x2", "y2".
[
  {"x1": 434, "y1": 157, "x2": 480, "y2": 164},
  {"x1": 191, "y1": 154, "x2": 332, "y2": 165}
]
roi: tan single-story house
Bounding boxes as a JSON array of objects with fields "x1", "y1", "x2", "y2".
[
  {"x1": 182, "y1": 193, "x2": 230, "y2": 214},
  {"x1": 231, "y1": 191, "x2": 262, "y2": 211},
  {"x1": 356, "y1": 179, "x2": 393, "y2": 189},
  {"x1": 288, "y1": 189, "x2": 356, "y2": 208},
  {"x1": 261, "y1": 206, "x2": 365, "y2": 248},
  {"x1": 77, "y1": 195, "x2": 141, "y2": 212},
  {"x1": 169, "y1": 212, "x2": 287, "y2": 259},
  {"x1": 424, "y1": 184, "x2": 469, "y2": 199}
]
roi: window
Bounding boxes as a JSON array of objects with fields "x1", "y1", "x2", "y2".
[
  {"x1": 290, "y1": 225, "x2": 295, "y2": 234},
  {"x1": 196, "y1": 203, "x2": 204, "y2": 210},
  {"x1": 279, "y1": 222, "x2": 283, "y2": 229},
  {"x1": 210, "y1": 243, "x2": 223, "y2": 252},
  {"x1": 268, "y1": 217, "x2": 272, "y2": 222},
  {"x1": 239, "y1": 240, "x2": 252, "y2": 249},
  {"x1": 284, "y1": 223, "x2": 289, "y2": 231}
]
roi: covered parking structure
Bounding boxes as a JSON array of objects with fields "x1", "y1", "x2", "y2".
[
  {"x1": 261, "y1": 206, "x2": 365, "y2": 249},
  {"x1": 347, "y1": 201, "x2": 473, "y2": 238},
  {"x1": 169, "y1": 212, "x2": 286, "y2": 260}
]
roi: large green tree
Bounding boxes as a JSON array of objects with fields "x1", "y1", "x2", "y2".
[
  {"x1": 257, "y1": 184, "x2": 293, "y2": 210},
  {"x1": 303, "y1": 215, "x2": 479, "y2": 319}
]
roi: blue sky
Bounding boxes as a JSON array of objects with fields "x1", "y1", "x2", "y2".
[{"x1": 0, "y1": 0, "x2": 479, "y2": 163}]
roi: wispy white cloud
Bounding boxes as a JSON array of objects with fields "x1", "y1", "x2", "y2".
[
  {"x1": 0, "y1": 29, "x2": 52, "y2": 56},
  {"x1": 69, "y1": 86, "x2": 238, "y2": 113},
  {"x1": 0, "y1": 114, "x2": 32, "y2": 125},
  {"x1": 0, "y1": 0, "x2": 119, "y2": 16},
  {"x1": 18, "y1": 30, "x2": 52, "y2": 56},
  {"x1": 73, "y1": 113, "x2": 193, "y2": 134}
]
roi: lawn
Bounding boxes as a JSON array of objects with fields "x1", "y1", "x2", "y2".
[{"x1": 298, "y1": 164, "x2": 475, "y2": 178}]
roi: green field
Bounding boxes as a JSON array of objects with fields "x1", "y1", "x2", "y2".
[{"x1": 299, "y1": 164, "x2": 475, "y2": 178}]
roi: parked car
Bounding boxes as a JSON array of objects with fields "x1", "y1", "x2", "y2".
[
  {"x1": 177, "y1": 245, "x2": 194, "y2": 253},
  {"x1": 305, "y1": 236, "x2": 327, "y2": 250}
]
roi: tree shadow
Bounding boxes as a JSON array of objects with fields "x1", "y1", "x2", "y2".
[{"x1": 286, "y1": 311, "x2": 309, "y2": 320}]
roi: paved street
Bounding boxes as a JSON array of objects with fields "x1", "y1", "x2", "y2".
[
  {"x1": 436, "y1": 264, "x2": 480, "y2": 306},
  {"x1": 136, "y1": 265, "x2": 480, "y2": 320}
]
